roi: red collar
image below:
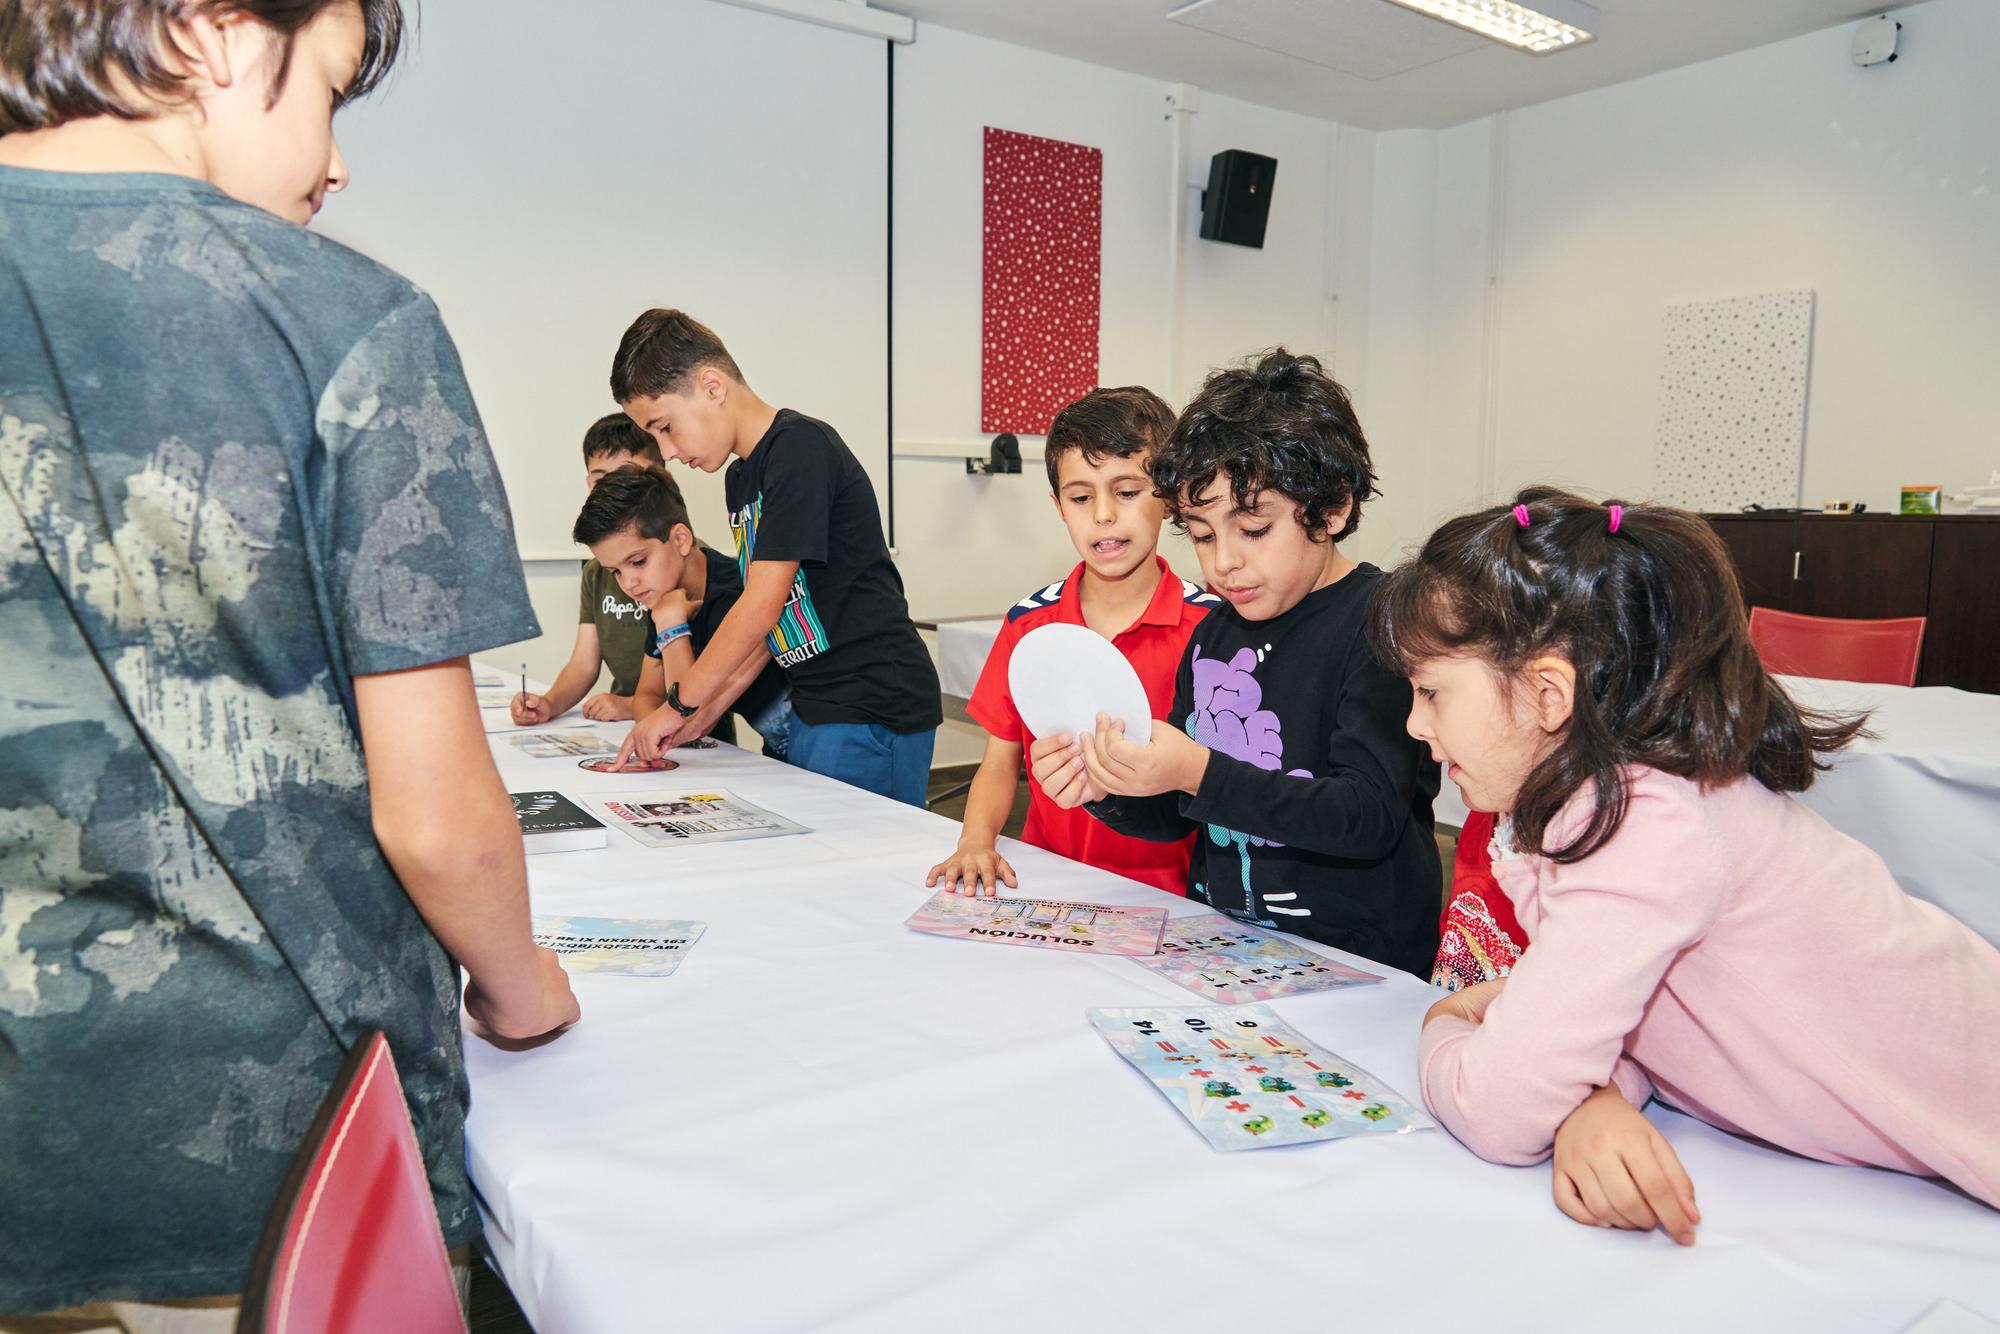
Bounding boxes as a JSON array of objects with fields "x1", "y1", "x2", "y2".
[{"x1": 1057, "y1": 555, "x2": 1187, "y2": 635}]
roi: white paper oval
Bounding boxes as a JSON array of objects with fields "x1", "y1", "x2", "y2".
[{"x1": 1006, "y1": 622, "x2": 1154, "y2": 746}]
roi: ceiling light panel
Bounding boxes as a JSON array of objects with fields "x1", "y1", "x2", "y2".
[{"x1": 1380, "y1": 0, "x2": 1598, "y2": 54}]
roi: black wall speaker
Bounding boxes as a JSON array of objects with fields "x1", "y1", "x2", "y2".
[{"x1": 1199, "y1": 149, "x2": 1278, "y2": 249}]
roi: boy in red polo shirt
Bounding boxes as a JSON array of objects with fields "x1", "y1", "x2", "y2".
[{"x1": 925, "y1": 387, "x2": 1217, "y2": 895}]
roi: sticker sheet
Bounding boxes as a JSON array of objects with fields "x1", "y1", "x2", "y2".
[
  {"x1": 1132, "y1": 912, "x2": 1381, "y2": 1002},
  {"x1": 588, "y1": 789, "x2": 809, "y2": 848},
  {"x1": 1090, "y1": 1004, "x2": 1431, "y2": 1151},
  {"x1": 905, "y1": 891, "x2": 1166, "y2": 957},
  {"x1": 507, "y1": 730, "x2": 620, "y2": 759},
  {"x1": 531, "y1": 915, "x2": 706, "y2": 976}
]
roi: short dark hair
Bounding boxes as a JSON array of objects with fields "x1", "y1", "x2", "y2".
[
  {"x1": 1368, "y1": 486, "x2": 1868, "y2": 864},
  {"x1": 1149, "y1": 348, "x2": 1375, "y2": 543},
  {"x1": 580, "y1": 412, "x2": 662, "y2": 467},
  {"x1": 1042, "y1": 386, "x2": 1175, "y2": 491},
  {"x1": 0, "y1": 0, "x2": 407, "y2": 133},
  {"x1": 572, "y1": 464, "x2": 694, "y2": 548},
  {"x1": 608, "y1": 309, "x2": 743, "y2": 404}
]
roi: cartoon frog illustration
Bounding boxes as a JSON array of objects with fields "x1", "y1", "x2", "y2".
[
  {"x1": 1314, "y1": 1071, "x2": 1354, "y2": 1088},
  {"x1": 1360, "y1": 1103, "x2": 1393, "y2": 1122},
  {"x1": 1241, "y1": 1116, "x2": 1275, "y2": 1136},
  {"x1": 1300, "y1": 1109, "x2": 1331, "y2": 1129},
  {"x1": 1257, "y1": 1075, "x2": 1295, "y2": 1093},
  {"x1": 1203, "y1": 1080, "x2": 1240, "y2": 1098}
]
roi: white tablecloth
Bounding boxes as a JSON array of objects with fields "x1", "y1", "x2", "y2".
[
  {"x1": 935, "y1": 617, "x2": 1004, "y2": 700},
  {"x1": 467, "y1": 721, "x2": 2000, "y2": 1334}
]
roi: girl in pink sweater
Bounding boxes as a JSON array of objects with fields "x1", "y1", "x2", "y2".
[{"x1": 1370, "y1": 488, "x2": 2000, "y2": 1245}]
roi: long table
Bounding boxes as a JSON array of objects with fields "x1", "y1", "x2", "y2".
[{"x1": 467, "y1": 718, "x2": 2000, "y2": 1332}]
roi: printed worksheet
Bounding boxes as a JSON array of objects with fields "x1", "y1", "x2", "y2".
[
  {"x1": 904, "y1": 891, "x2": 1166, "y2": 957},
  {"x1": 1091, "y1": 1004, "x2": 1431, "y2": 1151},
  {"x1": 507, "y1": 731, "x2": 620, "y2": 759},
  {"x1": 531, "y1": 915, "x2": 706, "y2": 976},
  {"x1": 1131, "y1": 913, "x2": 1381, "y2": 1002},
  {"x1": 588, "y1": 789, "x2": 809, "y2": 848}
]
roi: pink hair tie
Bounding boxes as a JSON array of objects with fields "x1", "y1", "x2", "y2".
[
  {"x1": 1607, "y1": 504, "x2": 1623, "y2": 534},
  {"x1": 1511, "y1": 504, "x2": 1532, "y2": 528}
]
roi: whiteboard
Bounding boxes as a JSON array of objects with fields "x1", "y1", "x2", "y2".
[{"x1": 320, "y1": 0, "x2": 889, "y2": 557}]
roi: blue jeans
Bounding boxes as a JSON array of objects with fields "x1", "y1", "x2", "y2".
[
  {"x1": 787, "y1": 718, "x2": 935, "y2": 807},
  {"x1": 744, "y1": 692, "x2": 795, "y2": 763}
]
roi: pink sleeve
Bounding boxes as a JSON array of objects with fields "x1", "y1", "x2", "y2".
[{"x1": 1419, "y1": 775, "x2": 1724, "y2": 1165}]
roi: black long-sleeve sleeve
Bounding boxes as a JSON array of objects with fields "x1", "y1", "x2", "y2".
[{"x1": 1087, "y1": 646, "x2": 1199, "y2": 843}]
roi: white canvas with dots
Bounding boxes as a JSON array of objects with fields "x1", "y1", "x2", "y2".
[{"x1": 1653, "y1": 290, "x2": 1815, "y2": 511}]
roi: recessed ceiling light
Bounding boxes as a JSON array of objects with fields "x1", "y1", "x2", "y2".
[{"x1": 1380, "y1": 0, "x2": 1598, "y2": 54}]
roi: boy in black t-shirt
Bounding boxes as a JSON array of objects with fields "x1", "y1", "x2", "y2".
[
  {"x1": 1028, "y1": 349, "x2": 1442, "y2": 976},
  {"x1": 572, "y1": 466, "x2": 792, "y2": 760},
  {"x1": 609, "y1": 309, "x2": 940, "y2": 804},
  {"x1": 514, "y1": 414, "x2": 667, "y2": 727}
]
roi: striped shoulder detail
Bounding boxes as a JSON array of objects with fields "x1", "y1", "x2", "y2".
[
  {"x1": 1178, "y1": 576, "x2": 1224, "y2": 608},
  {"x1": 1005, "y1": 579, "x2": 1067, "y2": 623}
]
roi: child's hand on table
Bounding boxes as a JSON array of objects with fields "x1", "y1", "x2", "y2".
[
  {"x1": 511, "y1": 692, "x2": 552, "y2": 726},
  {"x1": 1079, "y1": 714, "x2": 1208, "y2": 798},
  {"x1": 1552, "y1": 1086, "x2": 1700, "y2": 1246},
  {"x1": 1029, "y1": 732, "x2": 1106, "y2": 809},
  {"x1": 616, "y1": 706, "x2": 683, "y2": 768},
  {"x1": 582, "y1": 692, "x2": 635, "y2": 722},
  {"x1": 926, "y1": 841, "x2": 1019, "y2": 897}
]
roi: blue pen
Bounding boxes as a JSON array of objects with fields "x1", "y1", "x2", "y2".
[{"x1": 521, "y1": 661, "x2": 528, "y2": 701}]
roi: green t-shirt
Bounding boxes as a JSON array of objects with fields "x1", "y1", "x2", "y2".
[{"x1": 579, "y1": 558, "x2": 652, "y2": 695}]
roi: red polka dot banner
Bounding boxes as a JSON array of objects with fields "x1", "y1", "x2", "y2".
[{"x1": 981, "y1": 126, "x2": 1103, "y2": 436}]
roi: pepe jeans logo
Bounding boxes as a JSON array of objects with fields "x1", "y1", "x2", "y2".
[{"x1": 601, "y1": 595, "x2": 644, "y2": 622}]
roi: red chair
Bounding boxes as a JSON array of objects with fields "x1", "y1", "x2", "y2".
[
  {"x1": 1747, "y1": 607, "x2": 1926, "y2": 687},
  {"x1": 239, "y1": 1033, "x2": 464, "y2": 1334}
]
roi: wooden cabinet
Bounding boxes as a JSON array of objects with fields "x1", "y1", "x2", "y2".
[{"x1": 1703, "y1": 513, "x2": 1999, "y2": 694}]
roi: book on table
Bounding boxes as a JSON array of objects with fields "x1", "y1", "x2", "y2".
[{"x1": 510, "y1": 791, "x2": 608, "y2": 853}]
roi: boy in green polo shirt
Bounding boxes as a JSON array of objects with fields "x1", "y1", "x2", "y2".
[{"x1": 513, "y1": 414, "x2": 669, "y2": 724}]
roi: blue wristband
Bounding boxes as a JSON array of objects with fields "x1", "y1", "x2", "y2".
[{"x1": 655, "y1": 622, "x2": 693, "y2": 652}]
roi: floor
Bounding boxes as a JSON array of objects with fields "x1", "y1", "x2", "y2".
[{"x1": 468, "y1": 767, "x2": 1461, "y2": 1331}]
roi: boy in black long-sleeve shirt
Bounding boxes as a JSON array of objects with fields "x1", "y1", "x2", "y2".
[{"x1": 1028, "y1": 349, "x2": 1441, "y2": 976}]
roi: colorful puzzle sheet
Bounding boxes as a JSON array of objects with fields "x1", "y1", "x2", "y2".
[
  {"x1": 531, "y1": 915, "x2": 706, "y2": 976},
  {"x1": 588, "y1": 789, "x2": 809, "y2": 848},
  {"x1": 1091, "y1": 1004, "x2": 1431, "y2": 1151},
  {"x1": 1132, "y1": 912, "x2": 1381, "y2": 1002},
  {"x1": 905, "y1": 891, "x2": 1166, "y2": 956},
  {"x1": 507, "y1": 730, "x2": 619, "y2": 759}
]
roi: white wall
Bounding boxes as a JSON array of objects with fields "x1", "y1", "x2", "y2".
[
  {"x1": 319, "y1": 5, "x2": 1376, "y2": 768},
  {"x1": 1364, "y1": 0, "x2": 2000, "y2": 564},
  {"x1": 890, "y1": 26, "x2": 1378, "y2": 624},
  {"x1": 322, "y1": 0, "x2": 889, "y2": 562}
]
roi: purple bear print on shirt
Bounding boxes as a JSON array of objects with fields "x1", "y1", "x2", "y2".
[{"x1": 1186, "y1": 645, "x2": 1312, "y2": 920}]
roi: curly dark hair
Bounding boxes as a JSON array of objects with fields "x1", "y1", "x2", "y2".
[
  {"x1": 1149, "y1": 348, "x2": 1375, "y2": 542},
  {"x1": 1368, "y1": 486, "x2": 1867, "y2": 863}
]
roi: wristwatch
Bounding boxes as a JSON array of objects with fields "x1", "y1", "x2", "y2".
[{"x1": 665, "y1": 681, "x2": 700, "y2": 718}]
